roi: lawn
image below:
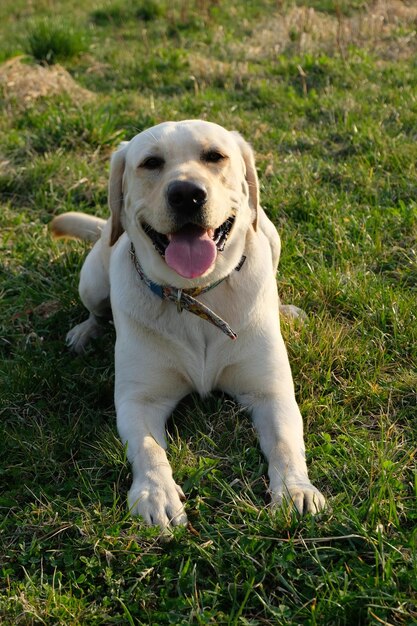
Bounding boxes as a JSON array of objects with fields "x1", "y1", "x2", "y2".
[{"x1": 0, "y1": 0, "x2": 416, "y2": 624}]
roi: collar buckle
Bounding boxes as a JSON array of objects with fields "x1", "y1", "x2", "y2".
[{"x1": 176, "y1": 289, "x2": 183, "y2": 313}]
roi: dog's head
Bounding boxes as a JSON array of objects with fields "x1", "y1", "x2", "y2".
[{"x1": 109, "y1": 120, "x2": 259, "y2": 286}]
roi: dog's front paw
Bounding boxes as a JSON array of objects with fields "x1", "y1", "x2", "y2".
[
  {"x1": 271, "y1": 482, "x2": 325, "y2": 515},
  {"x1": 128, "y1": 475, "x2": 188, "y2": 528}
]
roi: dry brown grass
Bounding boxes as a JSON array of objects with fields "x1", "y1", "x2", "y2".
[
  {"x1": 236, "y1": 0, "x2": 417, "y2": 60},
  {"x1": 188, "y1": 1, "x2": 417, "y2": 92},
  {"x1": 0, "y1": 56, "x2": 94, "y2": 104}
]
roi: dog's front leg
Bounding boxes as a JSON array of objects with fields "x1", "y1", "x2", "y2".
[
  {"x1": 115, "y1": 392, "x2": 188, "y2": 528},
  {"x1": 223, "y1": 330, "x2": 325, "y2": 515},
  {"x1": 250, "y1": 393, "x2": 325, "y2": 514}
]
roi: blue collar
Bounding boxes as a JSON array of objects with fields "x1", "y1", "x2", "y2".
[{"x1": 129, "y1": 243, "x2": 246, "y2": 340}]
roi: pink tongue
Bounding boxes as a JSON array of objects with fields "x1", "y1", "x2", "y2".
[{"x1": 165, "y1": 225, "x2": 217, "y2": 278}]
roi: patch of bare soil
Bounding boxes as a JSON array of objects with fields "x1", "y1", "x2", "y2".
[{"x1": 0, "y1": 56, "x2": 94, "y2": 104}]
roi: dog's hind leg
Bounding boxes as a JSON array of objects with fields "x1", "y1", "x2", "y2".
[
  {"x1": 279, "y1": 304, "x2": 307, "y2": 321},
  {"x1": 66, "y1": 314, "x2": 105, "y2": 354},
  {"x1": 67, "y1": 239, "x2": 111, "y2": 353}
]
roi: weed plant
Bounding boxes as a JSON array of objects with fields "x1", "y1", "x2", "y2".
[{"x1": 24, "y1": 18, "x2": 87, "y2": 64}]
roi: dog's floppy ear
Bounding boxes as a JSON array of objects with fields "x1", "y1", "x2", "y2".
[
  {"x1": 109, "y1": 142, "x2": 129, "y2": 246},
  {"x1": 232, "y1": 132, "x2": 260, "y2": 231}
]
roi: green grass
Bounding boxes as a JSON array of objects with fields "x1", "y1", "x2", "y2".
[
  {"x1": 24, "y1": 18, "x2": 88, "y2": 64},
  {"x1": 91, "y1": 0, "x2": 166, "y2": 25},
  {"x1": 1, "y1": 0, "x2": 417, "y2": 624}
]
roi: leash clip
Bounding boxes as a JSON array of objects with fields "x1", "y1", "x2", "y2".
[{"x1": 176, "y1": 289, "x2": 183, "y2": 313}]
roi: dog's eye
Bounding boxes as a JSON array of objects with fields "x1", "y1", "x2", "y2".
[
  {"x1": 140, "y1": 156, "x2": 164, "y2": 170},
  {"x1": 202, "y1": 150, "x2": 226, "y2": 164}
]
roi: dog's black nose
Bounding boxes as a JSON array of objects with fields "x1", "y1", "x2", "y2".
[{"x1": 167, "y1": 181, "x2": 207, "y2": 213}]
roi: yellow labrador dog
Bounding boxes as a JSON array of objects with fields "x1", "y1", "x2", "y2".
[{"x1": 52, "y1": 120, "x2": 325, "y2": 527}]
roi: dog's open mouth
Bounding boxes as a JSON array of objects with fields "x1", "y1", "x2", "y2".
[{"x1": 143, "y1": 217, "x2": 235, "y2": 279}]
